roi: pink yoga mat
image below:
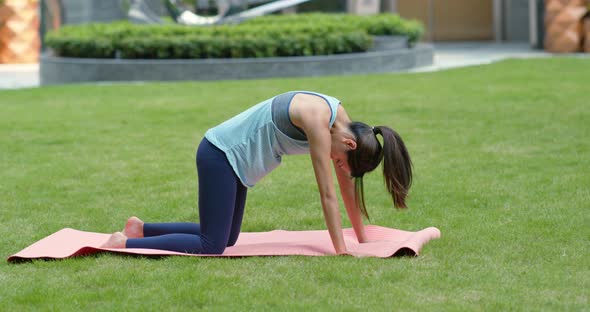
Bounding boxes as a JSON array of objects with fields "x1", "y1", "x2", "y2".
[{"x1": 7, "y1": 225, "x2": 441, "y2": 262}]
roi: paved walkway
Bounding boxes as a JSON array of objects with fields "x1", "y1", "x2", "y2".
[
  {"x1": 0, "y1": 63, "x2": 39, "y2": 90},
  {"x1": 412, "y1": 41, "x2": 551, "y2": 72},
  {"x1": 0, "y1": 42, "x2": 557, "y2": 90}
]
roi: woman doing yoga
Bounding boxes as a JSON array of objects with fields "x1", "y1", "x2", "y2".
[{"x1": 102, "y1": 91, "x2": 413, "y2": 255}]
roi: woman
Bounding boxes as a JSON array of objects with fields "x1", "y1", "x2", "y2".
[{"x1": 102, "y1": 91, "x2": 413, "y2": 255}]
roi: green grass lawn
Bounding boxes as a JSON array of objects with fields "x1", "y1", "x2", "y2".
[{"x1": 1, "y1": 58, "x2": 588, "y2": 310}]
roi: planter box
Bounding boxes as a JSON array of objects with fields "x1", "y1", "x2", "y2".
[
  {"x1": 41, "y1": 43, "x2": 434, "y2": 85},
  {"x1": 369, "y1": 36, "x2": 409, "y2": 51}
]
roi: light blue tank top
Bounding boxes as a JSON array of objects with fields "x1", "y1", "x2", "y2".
[{"x1": 204, "y1": 91, "x2": 341, "y2": 187}]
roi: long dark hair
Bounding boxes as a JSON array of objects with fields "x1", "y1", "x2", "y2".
[{"x1": 348, "y1": 122, "x2": 413, "y2": 219}]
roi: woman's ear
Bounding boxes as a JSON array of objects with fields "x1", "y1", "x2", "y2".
[{"x1": 343, "y1": 138, "x2": 357, "y2": 150}]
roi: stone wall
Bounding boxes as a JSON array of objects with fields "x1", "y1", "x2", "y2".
[
  {"x1": 61, "y1": 0, "x2": 127, "y2": 24},
  {"x1": 41, "y1": 43, "x2": 434, "y2": 85}
]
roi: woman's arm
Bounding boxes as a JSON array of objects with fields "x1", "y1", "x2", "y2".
[
  {"x1": 307, "y1": 124, "x2": 348, "y2": 254},
  {"x1": 334, "y1": 165, "x2": 368, "y2": 243},
  {"x1": 293, "y1": 95, "x2": 347, "y2": 255}
]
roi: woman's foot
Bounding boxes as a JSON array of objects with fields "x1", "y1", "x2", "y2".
[
  {"x1": 123, "y1": 216, "x2": 144, "y2": 238},
  {"x1": 101, "y1": 232, "x2": 127, "y2": 248}
]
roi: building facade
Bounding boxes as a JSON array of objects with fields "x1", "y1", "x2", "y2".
[{"x1": 353, "y1": 0, "x2": 544, "y2": 46}]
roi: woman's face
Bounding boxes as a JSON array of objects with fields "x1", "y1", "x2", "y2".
[{"x1": 330, "y1": 129, "x2": 356, "y2": 174}]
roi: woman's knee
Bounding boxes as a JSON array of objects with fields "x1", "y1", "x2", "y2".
[
  {"x1": 202, "y1": 241, "x2": 227, "y2": 255},
  {"x1": 226, "y1": 232, "x2": 240, "y2": 247}
]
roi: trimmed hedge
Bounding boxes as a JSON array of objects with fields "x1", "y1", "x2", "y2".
[
  {"x1": 45, "y1": 13, "x2": 423, "y2": 59},
  {"x1": 245, "y1": 13, "x2": 424, "y2": 43}
]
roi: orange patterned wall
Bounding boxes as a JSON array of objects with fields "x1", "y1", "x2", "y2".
[
  {"x1": 0, "y1": 0, "x2": 40, "y2": 64},
  {"x1": 544, "y1": 0, "x2": 588, "y2": 53}
]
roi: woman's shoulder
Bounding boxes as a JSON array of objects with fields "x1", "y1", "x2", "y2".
[{"x1": 288, "y1": 90, "x2": 341, "y2": 105}]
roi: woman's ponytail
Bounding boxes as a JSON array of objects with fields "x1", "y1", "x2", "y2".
[
  {"x1": 348, "y1": 122, "x2": 413, "y2": 218},
  {"x1": 373, "y1": 126, "x2": 413, "y2": 208}
]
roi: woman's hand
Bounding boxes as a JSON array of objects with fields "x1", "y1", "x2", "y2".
[{"x1": 334, "y1": 164, "x2": 368, "y2": 243}]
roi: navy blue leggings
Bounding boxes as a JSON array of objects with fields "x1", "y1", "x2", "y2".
[{"x1": 126, "y1": 138, "x2": 247, "y2": 254}]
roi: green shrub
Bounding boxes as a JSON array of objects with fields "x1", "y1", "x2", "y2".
[
  {"x1": 245, "y1": 13, "x2": 424, "y2": 43},
  {"x1": 45, "y1": 13, "x2": 421, "y2": 59}
]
